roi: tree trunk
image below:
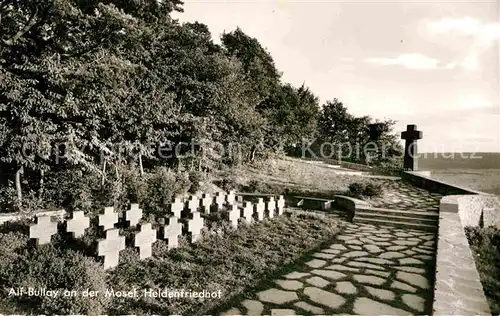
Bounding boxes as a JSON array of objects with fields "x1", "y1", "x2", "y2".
[
  {"x1": 249, "y1": 145, "x2": 257, "y2": 162},
  {"x1": 115, "y1": 162, "x2": 119, "y2": 179},
  {"x1": 139, "y1": 154, "x2": 144, "y2": 176},
  {"x1": 39, "y1": 169, "x2": 44, "y2": 201},
  {"x1": 102, "y1": 160, "x2": 107, "y2": 185},
  {"x1": 15, "y1": 166, "x2": 23, "y2": 205}
]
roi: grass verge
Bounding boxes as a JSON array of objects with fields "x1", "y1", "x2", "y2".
[
  {"x1": 465, "y1": 226, "x2": 500, "y2": 315},
  {"x1": 0, "y1": 211, "x2": 341, "y2": 315}
]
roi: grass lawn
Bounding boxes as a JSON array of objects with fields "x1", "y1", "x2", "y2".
[
  {"x1": 219, "y1": 157, "x2": 377, "y2": 198},
  {"x1": 465, "y1": 226, "x2": 500, "y2": 315},
  {"x1": 0, "y1": 211, "x2": 341, "y2": 315}
]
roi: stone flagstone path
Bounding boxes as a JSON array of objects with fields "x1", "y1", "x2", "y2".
[
  {"x1": 221, "y1": 221, "x2": 436, "y2": 315},
  {"x1": 367, "y1": 179, "x2": 442, "y2": 212}
]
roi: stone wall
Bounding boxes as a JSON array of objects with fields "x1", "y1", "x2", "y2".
[
  {"x1": 483, "y1": 207, "x2": 500, "y2": 228},
  {"x1": 402, "y1": 171, "x2": 488, "y2": 195},
  {"x1": 440, "y1": 194, "x2": 500, "y2": 227},
  {"x1": 0, "y1": 209, "x2": 66, "y2": 225},
  {"x1": 433, "y1": 195, "x2": 492, "y2": 315}
]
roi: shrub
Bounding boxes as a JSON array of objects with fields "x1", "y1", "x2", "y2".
[
  {"x1": 244, "y1": 179, "x2": 265, "y2": 193},
  {"x1": 42, "y1": 167, "x2": 119, "y2": 217},
  {"x1": 219, "y1": 176, "x2": 238, "y2": 192},
  {"x1": 1, "y1": 243, "x2": 109, "y2": 315},
  {"x1": 140, "y1": 167, "x2": 191, "y2": 217},
  {"x1": 118, "y1": 165, "x2": 148, "y2": 207},
  {"x1": 0, "y1": 184, "x2": 17, "y2": 213},
  {"x1": 0, "y1": 231, "x2": 30, "y2": 271},
  {"x1": 363, "y1": 183, "x2": 383, "y2": 197},
  {"x1": 348, "y1": 182, "x2": 383, "y2": 197},
  {"x1": 465, "y1": 226, "x2": 500, "y2": 314},
  {"x1": 348, "y1": 182, "x2": 365, "y2": 197},
  {"x1": 188, "y1": 170, "x2": 206, "y2": 194}
]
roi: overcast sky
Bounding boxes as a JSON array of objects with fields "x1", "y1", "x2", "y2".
[{"x1": 173, "y1": 0, "x2": 500, "y2": 153}]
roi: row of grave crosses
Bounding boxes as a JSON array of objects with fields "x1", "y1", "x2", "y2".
[{"x1": 29, "y1": 191, "x2": 286, "y2": 269}]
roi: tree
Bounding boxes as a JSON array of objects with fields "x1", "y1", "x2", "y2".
[
  {"x1": 0, "y1": 0, "x2": 183, "y2": 206},
  {"x1": 318, "y1": 99, "x2": 355, "y2": 145},
  {"x1": 261, "y1": 83, "x2": 320, "y2": 150},
  {"x1": 317, "y1": 99, "x2": 403, "y2": 165},
  {"x1": 221, "y1": 27, "x2": 282, "y2": 105}
]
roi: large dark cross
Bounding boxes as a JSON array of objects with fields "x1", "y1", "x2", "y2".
[{"x1": 401, "y1": 124, "x2": 423, "y2": 171}]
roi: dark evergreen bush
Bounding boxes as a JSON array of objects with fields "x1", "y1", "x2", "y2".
[
  {"x1": 348, "y1": 182, "x2": 365, "y2": 197},
  {"x1": 363, "y1": 183, "x2": 383, "y2": 197}
]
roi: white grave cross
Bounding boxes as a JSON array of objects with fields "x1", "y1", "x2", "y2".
[
  {"x1": 98, "y1": 229, "x2": 125, "y2": 269},
  {"x1": 200, "y1": 193, "x2": 212, "y2": 214},
  {"x1": 125, "y1": 204, "x2": 143, "y2": 227},
  {"x1": 242, "y1": 202, "x2": 254, "y2": 223},
  {"x1": 186, "y1": 195, "x2": 199, "y2": 213},
  {"x1": 162, "y1": 217, "x2": 183, "y2": 249},
  {"x1": 214, "y1": 192, "x2": 225, "y2": 210},
  {"x1": 188, "y1": 212, "x2": 204, "y2": 242},
  {"x1": 267, "y1": 196, "x2": 276, "y2": 219},
  {"x1": 254, "y1": 198, "x2": 265, "y2": 221},
  {"x1": 66, "y1": 211, "x2": 90, "y2": 238},
  {"x1": 228, "y1": 205, "x2": 240, "y2": 228},
  {"x1": 277, "y1": 195, "x2": 285, "y2": 215},
  {"x1": 170, "y1": 197, "x2": 184, "y2": 218},
  {"x1": 226, "y1": 190, "x2": 236, "y2": 205},
  {"x1": 99, "y1": 206, "x2": 118, "y2": 230},
  {"x1": 30, "y1": 215, "x2": 58, "y2": 245},
  {"x1": 134, "y1": 223, "x2": 157, "y2": 260}
]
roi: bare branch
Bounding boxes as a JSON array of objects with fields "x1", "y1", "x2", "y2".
[{"x1": 2, "y1": 7, "x2": 38, "y2": 46}]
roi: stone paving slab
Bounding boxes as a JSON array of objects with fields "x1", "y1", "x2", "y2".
[
  {"x1": 222, "y1": 221, "x2": 436, "y2": 315},
  {"x1": 367, "y1": 179, "x2": 442, "y2": 211}
]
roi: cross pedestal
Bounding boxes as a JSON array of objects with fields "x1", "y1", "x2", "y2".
[{"x1": 401, "y1": 124, "x2": 423, "y2": 171}]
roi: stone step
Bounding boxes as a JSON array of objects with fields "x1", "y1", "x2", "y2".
[
  {"x1": 356, "y1": 207, "x2": 439, "y2": 219},
  {"x1": 355, "y1": 212, "x2": 438, "y2": 225},
  {"x1": 354, "y1": 217, "x2": 438, "y2": 232}
]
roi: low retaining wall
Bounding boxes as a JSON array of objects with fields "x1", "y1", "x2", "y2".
[
  {"x1": 332, "y1": 195, "x2": 369, "y2": 212},
  {"x1": 402, "y1": 171, "x2": 490, "y2": 195},
  {"x1": 433, "y1": 195, "x2": 493, "y2": 315},
  {"x1": 0, "y1": 209, "x2": 66, "y2": 225},
  {"x1": 440, "y1": 195, "x2": 500, "y2": 227}
]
